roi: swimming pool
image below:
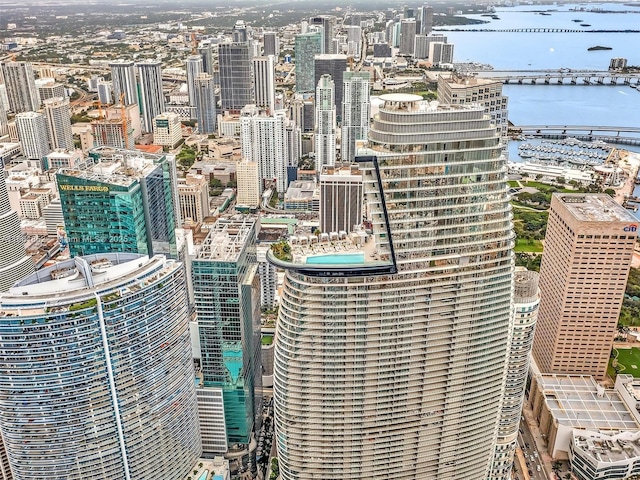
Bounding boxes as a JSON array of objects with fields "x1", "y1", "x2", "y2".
[{"x1": 306, "y1": 252, "x2": 365, "y2": 265}]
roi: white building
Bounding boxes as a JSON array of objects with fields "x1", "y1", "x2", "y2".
[
  {"x1": 136, "y1": 60, "x2": 166, "y2": 133},
  {"x1": 194, "y1": 73, "x2": 216, "y2": 135},
  {"x1": 153, "y1": 112, "x2": 182, "y2": 148},
  {"x1": 314, "y1": 74, "x2": 336, "y2": 169},
  {"x1": 240, "y1": 106, "x2": 287, "y2": 193},
  {"x1": 270, "y1": 95, "x2": 515, "y2": 479},
  {"x1": 253, "y1": 55, "x2": 276, "y2": 113},
  {"x1": 16, "y1": 111, "x2": 50, "y2": 161},
  {"x1": 109, "y1": 59, "x2": 138, "y2": 106},
  {"x1": 341, "y1": 72, "x2": 370, "y2": 162},
  {"x1": 429, "y1": 42, "x2": 455, "y2": 65},
  {"x1": 43, "y1": 97, "x2": 73, "y2": 151}
]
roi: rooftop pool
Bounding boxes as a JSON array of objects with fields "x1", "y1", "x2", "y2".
[{"x1": 306, "y1": 252, "x2": 365, "y2": 265}]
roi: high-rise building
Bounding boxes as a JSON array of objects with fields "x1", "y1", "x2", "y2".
[
  {"x1": 341, "y1": 71, "x2": 370, "y2": 162},
  {"x1": 437, "y1": 74, "x2": 509, "y2": 152},
  {"x1": 240, "y1": 106, "x2": 287, "y2": 193},
  {"x1": 532, "y1": 193, "x2": 638, "y2": 381},
  {"x1": 35, "y1": 79, "x2": 65, "y2": 103},
  {"x1": 414, "y1": 35, "x2": 429, "y2": 59},
  {"x1": 314, "y1": 74, "x2": 336, "y2": 170},
  {"x1": 197, "y1": 41, "x2": 215, "y2": 76},
  {"x1": 136, "y1": 60, "x2": 165, "y2": 133},
  {"x1": 294, "y1": 33, "x2": 322, "y2": 93},
  {"x1": 194, "y1": 73, "x2": 217, "y2": 134},
  {"x1": 97, "y1": 80, "x2": 112, "y2": 105},
  {"x1": 0, "y1": 253, "x2": 201, "y2": 479},
  {"x1": 253, "y1": 55, "x2": 276, "y2": 113},
  {"x1": 0, "y1": 173, "x2": 34, "y2": 292},
  {"x1": 177, "y1": 173, "x2": 210, "y2": 224},
  {"x1": 0, "y1": 439, "x2": 11, "y2": 480},
  {"x1": 153, "y1": 112, "x2": 182, "y2": 148},
  {"x1": 232, "y1": 20, "x2": 250, "y2": 44},
  {"x1": 57, "y1": 147, "x2": 178, "y2": 258},
  {"x1": 0, "y1": 101, "x2": 8, "y2": 139},
  {"x1": 15, "y1": 111, "x2": 50, "y2": 161},
  {"x1": 429, "y1": 42, "x2": 455, "y2": 65},
  {"x1": 2, "y1": 62, "x2": 39, "y2": 113},
  {"x1": 91, "y1": 119, "x2": 133, "y2": 150},
  {"x1": 218, "y1": 43, "x2": 254, "y2": 113},
  {"x1": 314, "y1": 54, "x2": 348, "y2": 120},
  {"x1": 270, "y1": 95, "x2": 514, "y2": 480},
  {"x1": 236, "y1": 160, "x2": 261, "y2": 208},
  {"x1": 109, "y1": 60, "x2": 137, "y2": 106},
  {"x1": 420, "y1": 5, "x2": 434, "y2": 35},
  {"x1": 192, "y1": 218, "x2": 261, "y2": 460},
  {"x1": 319, "y1": 165, "x2": 363, "y2": 234},
  {"x1": 263, "y1": 32, "x2": 279, "y2": 57},
  {"x1": 309, "y1": 16, "x2": 334, "y2": 54},
  {"x1": 43, "y1": 97, "x2": 73, "y2": 151},
  {"x1": 256, "y1": 245, "x2": 277, "y2": 308},
  {"x1": 489, "y1": 268, "x2": 540, "y2": 480},
  {"x1": 185, "y1": 55, "x2": 204, "y2": 109},
  {"x1": 399, "y1": 18, "x2": 417, "y2": 56}
]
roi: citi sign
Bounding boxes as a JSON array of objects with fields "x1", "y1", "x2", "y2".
[{"x1": 623, "y1": 224, "x2": 638, "y2": 232}]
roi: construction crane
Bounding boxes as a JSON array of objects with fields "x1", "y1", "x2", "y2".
[
  {"x1": 191, "y1": 32, "x2": 198, "y2": 55},
  {"x1": 120, "y1": 92, "x2": 129, "y2": 149}
]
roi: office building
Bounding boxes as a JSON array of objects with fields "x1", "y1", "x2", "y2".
[
  {"x1": 294, "y1": 32, "x2": 322, "y2": 93},
  {"x1": 153, "y1": 112, "x2": 182, "y2": 148},
  {"x1": 263, "y1": 32, "x2": 279, "y2": 57},
  {"x1": 137, "y1": 60, "x2": 165, "y2": 133},
  {"x1": 97, "y1": 80, "x2": 112, "y2": 105},
  {"x1": 0, "y1": 253, "x2": 201, "y2": 479},
  {"x1": 319, "y1": 165, "x2": 363, "y2": 234},
  {"x1": 289, "y1": 95, "x2": 315, "y2": 133},
  {"x1": 420, "y1": 5, "x2": 434, "y2": 35},
  {"x1": 232, "y1": 20, "x2": 250, "y2": 44},
  {"x1": 15, "y1": 111, "x2": 50, "y2": 161},
  {"x1": 35, "y1": 80, "x2": 65, "y2": 102},
  {"x1": 532, "y1": 193, "x2": 637, "y2": 381},
  {"x1": 270, "y1": 95, "x2": 514, "y2": 479},
  {"x1": 489, "y1": 268, "x2": 540, "y2": 480},
  {"x1": 192, "y1": 218, "x2": 261, "y2": 461},
  {"x1": 414, "y1": 35, "x2": 429, "y2": 59},
  {"x1": 314, "y1": 54, "x2": 347, "y2": 119},
  {"x1": 399, "y1": 18, "x2": 417, "y2": 56},
  {"x1": 240, "y1": 106, "x2": 287, "y2": 193},
  {"x1": 0, "y1": 101, "x2": 7, "y2": 139},
  {"x1": 43, "y1": 97, "x2": 73, "y2": 151},
  {"x1": 218, "y1": 43, "x2": 254, "y2": 113},
  {"x1": 236, "y1": 160, "x2": 261, "y2": 208},
  {"x1": 109, "y1": 60, "x2": 137, "y2": 106},
  {"x1": 198, "y1": 41, "x2": 215, "y2": 76},
  {"x1": 194, "y1": 73, "x2": 217, "y2": 134},
  {"x1": 185, "y1": 55, "x2": 204, "y2": 108},
  {"x1": 177, "y1": 173, "x2": 210, "y2": 224},
  {"x1": 314, "y1": 74, "x2": 336, "y2": 169},
  {"x1": 253, "y1": 55, "x2": 276, "y2": 113},
  {"x1": 43, "y1": 149, "x2": 83, "y2": 170},
  {"x1": 429, "y1": 42, "x2": 455, "y2": 65},
  {"x1": 309, "y1": 16, "x2": 334, "y2": 54},
  {"x1": 437, "y1": 74, "x2": 509, "y2": 151},
  {"x1": 0, "y1": 173, "x2": 34, "y2": 292},
  {"x1": 2, "y1": 62, "x2": 39, "y2": 113},
  {"x1": 57, "y1": 147, "x2": 178, "y2": 258},
  {"x1": 341, "y1": 71, "x2": 370, "y2": 162}
]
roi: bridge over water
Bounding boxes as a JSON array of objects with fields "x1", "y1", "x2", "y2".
[
  {"x1": 478, "y1": 70, "x2": 640, "y2": 85},
  {"x1": 510, "y1": 125, "x2": 640, "y2": 146},
  {"x1": 437, "y1": 28, "x2": 640, "y2": 33}
]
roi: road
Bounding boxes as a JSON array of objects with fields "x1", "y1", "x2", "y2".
[{"x1": 517, "y1": 417, "x2": 549, "y2": 480}]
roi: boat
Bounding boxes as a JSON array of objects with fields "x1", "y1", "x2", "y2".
[
  {"x1": 572, "y1": 19, "x2": 583, "y2": 22},
  {"x1": 580, "y1": 23, "x2": 591, "y2": 27},
  {"x1": 588, "y1": 45, "x2": 612, "y2": 51}
]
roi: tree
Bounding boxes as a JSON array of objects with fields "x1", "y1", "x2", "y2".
[{"x1": 552, "y1": 461, "x2": 562, "y2": 474}]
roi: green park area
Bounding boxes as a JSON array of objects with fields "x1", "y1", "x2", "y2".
[{"x1": 609, "y1": 348, "x2": 640, "y2": 379}]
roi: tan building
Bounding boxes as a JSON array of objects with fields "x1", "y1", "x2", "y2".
[
  {"x1": 236, "y1": 160, "x2": 260, "y2": 208},
  {"x1": 532, "y1": 194, "x2": 638, "y2": 380},
  {"x1": 177, "y1": 173, "x2": 210, "y2": 225}
]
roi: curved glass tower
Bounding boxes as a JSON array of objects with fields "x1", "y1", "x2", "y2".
[
  {"x1": 271, "y1": 95, "x2": 514, "y2": 479},
  {"x1": 0, "y1": 253, "x2": 201, "y2": 480}
]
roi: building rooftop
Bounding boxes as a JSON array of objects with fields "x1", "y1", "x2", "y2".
[
  {"x1": 196, "y1": 217, "x2": 255, "y2": 262},
  {"x1": 556, "y1": 193, "x2": 638, "y2": 223},
  {"x1": 538, "y1": 374, "x2": 640, "y2": 431},
  {"x1": 573, "y1": 430, "x2": 640, "y2": 465}
]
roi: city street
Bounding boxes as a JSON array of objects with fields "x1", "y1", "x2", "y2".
[{"x1": 517, "y1": 417, "x2": 549, "y2": 480}]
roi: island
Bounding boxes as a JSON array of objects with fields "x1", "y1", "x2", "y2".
[{"x1": 588, "y1": 45, "x2": 613, "y2": 51}]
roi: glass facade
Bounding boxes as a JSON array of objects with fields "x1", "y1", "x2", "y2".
[
  {"x1": 273, "y1": 97, "x2": 515, "y2": 479},
  {"x1": 294, "y1": 33, "x2": 322, "y2": 94},
  {"x1": 192, "y1": 219, "x2": 262, "y2": 447},
  {"x1": 0, "y1": 254, "x2": 201, "y2": 480}
]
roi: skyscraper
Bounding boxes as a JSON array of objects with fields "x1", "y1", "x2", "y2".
[
  {"x1": 420, "y1": 5, "x2": 434, "y2": 35},
  {"x1": 153, "y1": 112, "x2": 182, "y2": 148},
  {"x1": 0, "y1": 253, "x2": 201, "y2": 480},
  {"x1": 236, "y1": 160, "x2": 261, "y2": 208},
  {"x1": 341, "y1": 71, "x2": 370, "y2": 162},
  {"x1": 15, "y1": 111, "x2": 50, "y2": 161},
  {"x1": 194, "y1": 73, "x2": 216, "y2": 134},
  {"x1": 319, "y1": 164, "x2": 363, "y2": 234},
  {"x1": 197, "y1": 41, "x2": 215, "y2": 76},
  {"x1": 240, "y1": 106, "x2": 287, "y2": 193},
  {"x1": 489, "y1": 268, "x2": 540, "y2": 480},
  {"x1": 313, "y1": 54, "x2": 348, "y2": 119},
  {"x1": 399, "y1": 18, "x2": 417, "y2": 56},
  {"x1": 109, "y1": 60, "x2": 138, "y2": 106},
  {"x1": 57, "y1": 147, "x2": 178, "y2": 258},
  {"x1": 218, "y1": 43, "x2": 254, "y2": 112},
  {"x1": 314, "y1": 74, "x2": 336, "y2": 170},
  {"x1": 294, "y1": 32, "x2": 322, "y2": 94},
  {"x1": 136, "y1": 60, "x2": 165, "y2": 133},
  {"x1": 0, "y1": 173, "x2": 34, "y2": 292},
  {"x1": 185, "y1": 55, "x2": 204, "y2": 108},
  {"x1": 43, "y1": 97, "x2": 73, "y2": 150},
  {"x1": 309, "y1": 16, "x2": 334, "y2": 54},
  {"x1": 263, "y1": 32, "x2": 279, "y2": 57},
  {"x1": 429, "y1": 42, "x2": 455, "y2": 65},
  {"x1": 2, "y1": 61, "x2": 39, "y2": 113},
  {"x1": 532, "y1": 193, "x2": 637, "y2": 381},
  {"x1": 253, "y1": 55, "x2": 276, "y2": 113},
  {"x1": 270, "y1": 95, "x2": 514, "y2": 479},
  {"x1": 192, "y1": 218, "x2": 261, "y2": 461}
]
